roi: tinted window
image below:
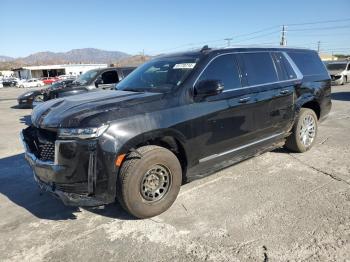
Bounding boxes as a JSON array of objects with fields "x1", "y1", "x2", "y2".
[
  {"x1": 197, "y1": 54, "x2": 241, "y2": 91},
  {"x1": 122, "y1": 69, "x2": 134, "y2": 77},
  {"x1": 272, "y1": 52, "x2": 297, "y2": 80},
  {"x1": 240, "y1": 52, "x2": 278, "y2": 86},
  {"x1": 102, "y1": 70, "x2": 119, "y2": 84},
  {"x1": 287, "y1": 51, "x2": 328, "y2": 76}
]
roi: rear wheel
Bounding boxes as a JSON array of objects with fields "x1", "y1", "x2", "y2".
[
  {"x1": 285, "y1": 108, "x2": 318, "y2": 153},
  {"x1": 117, "y1": 145, "x2": 182, "y2": 218}
]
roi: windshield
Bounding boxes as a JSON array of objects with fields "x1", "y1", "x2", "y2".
[
  {"x1": 327, "y1": 63, "x2": 347, "y2": 71},
  {"x1": 117, "y1": 56, "x2": 199, "y2": 92},
  {"x1": 75, "y1": 69, "x2": 99, "y2": 85}
]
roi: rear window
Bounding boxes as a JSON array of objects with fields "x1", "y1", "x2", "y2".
[
  {"x1": 287, "y1": 51, "x2": 328, "y2": 76},
  {"x1": 239, "y1": 52, "x2": 278, "y2": 86}
]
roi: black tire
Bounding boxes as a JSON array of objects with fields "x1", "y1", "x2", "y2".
[
  {"x1": 285, "y1": 108, "x2": 318, "y2": 153},
  {"x1": 117, "y1": 145, "x2": 182, "y2": 218}
]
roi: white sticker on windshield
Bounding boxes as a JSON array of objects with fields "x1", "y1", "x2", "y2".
[{"x1": 173, "y1": 63, "x2": 196, "y2": 69}]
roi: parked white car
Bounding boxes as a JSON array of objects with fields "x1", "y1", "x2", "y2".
[
  {"x1": 326, "y1": 61, "x2": 350, "y2": 85},
  {"x1": 19, "y1": 79, "x2": 44, "y2": 88}
]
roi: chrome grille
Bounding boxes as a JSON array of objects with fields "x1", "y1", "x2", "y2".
[{"x1": 38, "y1": 141, "x2": 55, "y2": 162}]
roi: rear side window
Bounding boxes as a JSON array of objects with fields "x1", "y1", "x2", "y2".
[
  {"x1": 287, "y1": 51, "x2": 328, "y2": 76},
  {"x1": 239, "y1": 52, "x2": 278, "y2": 86},
  {"x1": 197, "y1": 54, "x2": 241, "y2": 91},
  {"x1": 272, "y1": 52, "x2": 297, "y2": 80}
]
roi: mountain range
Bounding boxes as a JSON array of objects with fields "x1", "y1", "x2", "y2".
[{"x1": 0, "y1": 48, "x2": 131, "y2": 69}]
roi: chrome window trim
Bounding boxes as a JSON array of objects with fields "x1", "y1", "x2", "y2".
[
  {"x1": 199, "y1": 132, "x2": 284, "y2": 163},
  {"x1": 282, "y1": 52, "x2": 303, "y2": 80},
  {"x1": 193, "y1": 51, "x2": 303, "y2": 94}
]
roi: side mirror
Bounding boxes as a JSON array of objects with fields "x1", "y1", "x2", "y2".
[
  {"x1": 194, "y1": 80, "x2": 224, "y2": 99},
  {"x1": 95, "y1": 77, "x2": 104, "y2": 87}
]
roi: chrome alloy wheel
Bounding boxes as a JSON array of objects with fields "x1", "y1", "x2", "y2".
[
  {"x1": 141, "y1": 164, "x2": 171, "y2": 202},
  {"x1": 299, "y1": 114, "x2": 316, "y2": 147}
]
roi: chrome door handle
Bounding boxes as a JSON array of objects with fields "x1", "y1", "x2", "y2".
[
  {"x1": 238, "y1": 97, "x2": 250, "y2": 103},
  {"x1": 280, "y1": 90, "x2": 290, "y2": 95}
]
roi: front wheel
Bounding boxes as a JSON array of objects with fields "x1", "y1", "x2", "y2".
[
  {"x1": 34, "y1": 94, "x2": 44, "y2": 102},
  {"x1": 117, "y1": 145, "x2": 182, "y2": 218},
  {"x1": 285, "y1": 108, "x2": 318, "y2": 153}
]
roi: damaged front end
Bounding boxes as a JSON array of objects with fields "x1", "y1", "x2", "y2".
[{"x1": 21, "y1": 125, "x2": 116, "y2": 207}]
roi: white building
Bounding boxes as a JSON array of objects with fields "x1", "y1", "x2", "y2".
[
  {"x1": 12, "y1": 64, "x2": 108, "y2": 79},
  {"x1": 0, "y1": 70, "x2": 14, "y2": 78}
]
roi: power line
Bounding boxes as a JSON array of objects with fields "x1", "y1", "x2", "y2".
[
  {"x1": 288, "y1": 25, "x2": 350, "y2": 31},
  {"x1": 148, "y1": 18, "x2": 350, "y2": 55},
  {"x1": 286, "y1": 18, "x2": 350, "y2": 27},
  {"x1": 234, "y1": 30, "x2": 280, "y2": 44}
]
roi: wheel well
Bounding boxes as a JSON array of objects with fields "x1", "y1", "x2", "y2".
[
  {"x1": 134, "y1": 136, "x2": 188, "y2": 183},
  {"x1": 302, "y1": 100, "x2": 320, "y2": 119}
]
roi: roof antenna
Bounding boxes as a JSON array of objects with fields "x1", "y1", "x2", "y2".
[{"x1": 200, "y1": 45, "x2": 210, "y2": 52}]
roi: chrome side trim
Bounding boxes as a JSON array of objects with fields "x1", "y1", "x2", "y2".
[{"x1": 199, "y1": 132, "x2": 284, "y2": 163}]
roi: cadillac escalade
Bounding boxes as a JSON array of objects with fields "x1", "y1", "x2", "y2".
[{"x1": 21, "y1": 46, "x2": 331, "y2": 218}]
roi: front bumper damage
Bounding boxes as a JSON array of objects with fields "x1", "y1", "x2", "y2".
[
  {"x1": 330, "y1": 75, "x2": 343, "y2": 85},
  {"x1": 20, "y1": 127, "x2": 114, "y2": 207}
]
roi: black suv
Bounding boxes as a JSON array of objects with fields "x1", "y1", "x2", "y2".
[
  {"x1": 45, "y1": 67, "x2": 135, "y2": 99},
  {"x1": 21, "y1": 47, "x2": 331, "y2": 218}
]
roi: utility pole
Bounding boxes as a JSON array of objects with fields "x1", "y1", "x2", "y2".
[
  {"x1": 224, "y1": 38, "x2": 233, "y2": 47},
  {"x1": 280, "y1": 25, "x2": 287, "y2": 46},
  {"x1": 317, "y1": 41, "x2": 321, "y2": 53},
  {"x1": 140, "y1": 49, "x2": 145, "y2": 62}
]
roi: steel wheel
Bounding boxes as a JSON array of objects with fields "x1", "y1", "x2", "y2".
[
  {"x1": 140, "y1": 164, "x2": 171, "y2": 202},
  {"x1": 299, "y1": 114, "x2": 316, "y2": 147}
]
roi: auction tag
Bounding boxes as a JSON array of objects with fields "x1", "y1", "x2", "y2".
[{"x1": 173, "y1": 63, "x2": 196, "y2": 69}]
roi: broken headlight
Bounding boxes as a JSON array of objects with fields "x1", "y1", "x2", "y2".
[{"x1": 58, "y1": 125, "x2": 109, "y2": 139}]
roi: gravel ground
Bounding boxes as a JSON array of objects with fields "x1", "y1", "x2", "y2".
[{"x1": 0, "y1": 85, "x2": 349, "y2": 261}]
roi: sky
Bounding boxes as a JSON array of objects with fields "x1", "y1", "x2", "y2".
[{"x1": 1, "y1": 0, "x2": 350, "y2": 57}]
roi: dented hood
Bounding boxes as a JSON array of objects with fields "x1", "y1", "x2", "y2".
[{"x1": 31, "y1": 90, "x2": 163, "y2": 128}]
